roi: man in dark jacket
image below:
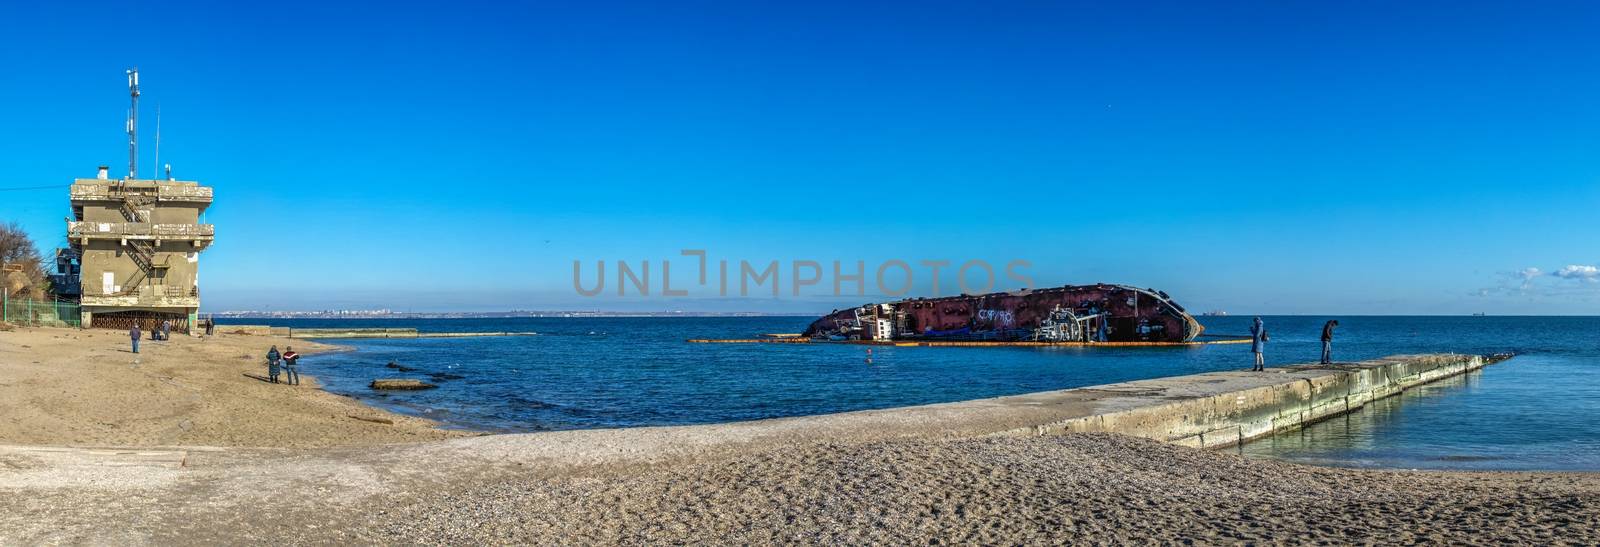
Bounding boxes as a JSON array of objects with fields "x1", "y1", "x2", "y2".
[
  {"x1": 130, "y1": 324, "x2": 141, "y2": 353},
  {"x1": 1321, "y1": 320, "x2": 1339, "y2": 364}
]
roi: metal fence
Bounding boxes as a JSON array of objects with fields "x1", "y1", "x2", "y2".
[{"x1": 0, "y1": 294, "x2": 82, "y2": 327}]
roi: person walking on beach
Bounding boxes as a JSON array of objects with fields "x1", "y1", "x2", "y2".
[
  {"x1": 266, "y1": 345, "x2": 282, "y2": 384},
  {"x1": 1321, "y1": 320, "x2": 1339, "y2": 364},
  {"x1": 204, "y1": 318, "x2": 215, "y2": 337},
  {"x1": 160, "y1": 319, "x2": 171, "y2": 341},
  {"x1": 130, "y1": 324, "x2": 141, "y2": 354},
  {"x1": 1250, "y1": 317, "x2": 1267, "y2": 371},
  {"x1": 281, "y1": 347, "x2": 301, "y2": 386}
]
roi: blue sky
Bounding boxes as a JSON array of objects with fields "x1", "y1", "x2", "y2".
[{"x1": 2, "y1": 0, "x2": 1598, "y2": 314}]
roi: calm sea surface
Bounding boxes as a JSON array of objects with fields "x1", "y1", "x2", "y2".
[{"x1": 218, "y1": 315, "x2": 1600, "y2": 471}]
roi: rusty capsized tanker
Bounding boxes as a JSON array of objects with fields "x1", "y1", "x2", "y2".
[{"x1": 803, "y1": 284, "x2": 1203, "y2": 343}]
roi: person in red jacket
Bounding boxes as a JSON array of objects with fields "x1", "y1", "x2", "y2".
[{"x1": 281, "y1": 347, "x2": 302, "y2": 385}]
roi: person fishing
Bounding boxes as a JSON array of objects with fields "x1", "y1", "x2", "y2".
[
  {"x1": 1321, "y1": 319, "x2": 1339, "y2": 364},
  {"x1": 1250, "y1": 317, "x2": 1268, "y2": 371},
  {"x1": 266, "y1": 345, "x2": 282, "y2": 384},
  {"x1": 281, "y1": 347, "x2": 301, "y2": 386}
]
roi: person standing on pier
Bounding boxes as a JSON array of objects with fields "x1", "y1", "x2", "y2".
[
  {"x1": 1250, "y1": 317, "x2": 1267, "y2": 371},
  {"x1": 1320, "y1": 320, "x2": 1339, "y2": 364},
  {"x1": 130, "y1": 324, "x2": 141, "y2": 354}
]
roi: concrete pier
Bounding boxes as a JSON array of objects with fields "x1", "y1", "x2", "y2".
[
  {"x1": 995, "y1": 353, "x2": 1508, "y2": 448},
  {"x1": 436, "y1": 353, "x2": 1509, "y2": 463}
]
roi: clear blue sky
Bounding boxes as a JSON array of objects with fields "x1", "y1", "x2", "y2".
[{"x1": 2, "y1": 0, "x2": 1597, "y2": 314}]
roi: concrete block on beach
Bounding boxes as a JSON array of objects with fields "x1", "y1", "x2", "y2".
[{"x1": 370, "y1": 379, "x2": 438, "y2": 390}]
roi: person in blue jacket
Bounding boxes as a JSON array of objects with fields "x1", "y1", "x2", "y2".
[{"x1": 1250, "y1": 317, "x2": 1267, "y2": 371}]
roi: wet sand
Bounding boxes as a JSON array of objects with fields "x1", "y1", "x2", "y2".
[{"x1": 1, "y1": 325, "x2": 1597, "y2": 544}]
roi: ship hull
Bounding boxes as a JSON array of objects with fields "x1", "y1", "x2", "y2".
[{"x1": 803, "y1": 284, "x2": 1202, "y2": 343}]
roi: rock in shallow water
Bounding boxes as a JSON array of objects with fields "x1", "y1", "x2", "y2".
[
  {"x1": 385, "y1": 361, "x2": 420, "y2": 372},
  {"x1": 370, "y1": 379, "x2": 437, "y2": 390}
]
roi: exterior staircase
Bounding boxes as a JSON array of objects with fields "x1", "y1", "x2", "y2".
[
  {"x1": 113, "y1": 193, "x2": 167, "y2": 297},
  {"x1": 118, "y1": 194, "x2": 153, "y2": 223}
]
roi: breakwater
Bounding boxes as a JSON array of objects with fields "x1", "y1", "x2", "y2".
[{"x1": 998, "y1": 353, "x2": 1509, "y2": 448}]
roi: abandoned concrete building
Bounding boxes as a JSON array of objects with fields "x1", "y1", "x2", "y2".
[
  {"x1": 67, "y1": 168, "x2": 213, "y2": 333},
  {"x1": 63, "y1": 69, "x2": 214, "y2": 333}
]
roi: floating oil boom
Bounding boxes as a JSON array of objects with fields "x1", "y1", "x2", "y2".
[{"x1": 801, "y1": 284, "x2": 1204, "y2": 343}]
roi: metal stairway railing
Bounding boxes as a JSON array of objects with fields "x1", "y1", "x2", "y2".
[
  {"x1": 117, "y1": 194, "x2": 154, "y2": 223},
  {"x1": 113, "y1": 192, "x2": 166, "y2": 296}
]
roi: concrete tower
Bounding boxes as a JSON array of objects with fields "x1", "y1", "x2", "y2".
[
  {"x1": 67, "y1": 172, "x2": 214, "y2": 333},
  {"x1": 66, "y1": 69, "x2": 215, "y2": 333}
]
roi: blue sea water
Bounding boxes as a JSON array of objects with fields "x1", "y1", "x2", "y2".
[{"x1": 219, "y1": 315, "x2": 1600, "y2": 471}]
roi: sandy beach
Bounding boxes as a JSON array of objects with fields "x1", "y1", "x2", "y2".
[
  {"x1": 0, "y1": 326, "x2": 466, "y2": 448},
  {"x1": 1, "y1": 325, "x2": 1598, "y2": 545}
]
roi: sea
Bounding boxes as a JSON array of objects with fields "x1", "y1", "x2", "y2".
[{"x1": 218, "y1": 315, "x2": 1600, "y2": 472}]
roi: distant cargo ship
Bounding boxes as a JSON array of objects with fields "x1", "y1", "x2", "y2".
[{"x1": 802, "y1": 284, "x2": 1203, "y2": 343}]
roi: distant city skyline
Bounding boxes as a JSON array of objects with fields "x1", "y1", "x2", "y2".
[{"x1": 3, "y1": 1, "x2": 1599, "y2": 314}]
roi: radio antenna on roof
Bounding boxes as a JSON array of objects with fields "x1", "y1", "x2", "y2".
[
  {"x1": 153, "y1": 104, "x2": 161, "y2": 181},
  {"x1": 126, "y1": 68, "x2": 140, "y2": 180}
]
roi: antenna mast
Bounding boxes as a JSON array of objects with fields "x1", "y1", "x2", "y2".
[
  {"x1": 153, "y1": 103, "x2": 161, "y2": 180},
  {"x1": 126, "y1": 68, "x2": 140, "y2": 179}
]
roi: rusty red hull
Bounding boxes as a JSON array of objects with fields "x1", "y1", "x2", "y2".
[{"x1": 803, "y1": 284, "x2": 1202, "y2": 343}]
